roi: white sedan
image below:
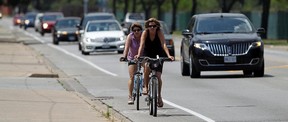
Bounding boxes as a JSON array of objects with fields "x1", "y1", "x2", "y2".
[{"x1": 79, "y1": 20, "x2": 126, "y2": 55}]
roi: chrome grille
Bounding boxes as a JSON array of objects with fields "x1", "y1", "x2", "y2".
[{"x1": 207, "y1": 42, "x2": 252, "y2": 56}]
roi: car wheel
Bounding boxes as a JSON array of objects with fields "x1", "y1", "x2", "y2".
[
  {"x1": 181, "y1": 51, "x2": 189, "y2": 76},
  {"x1": 41, "y1": 31, "x2": 45, "y2": 36},
  {"x1": 254, "y1": 61, "x2": 264, "y2": 77},
  {"x1": 53, "y1": 37, "x2": 59, "y2": 45},
  {"x1": 243, "y1": 70, "x2": 253, "y2": 76},
  {"x1": 78, "y1": 43, "x2": 82, "y2": 51},
  {"x1": 189, "y1": 53, "x2": 200, "y2": 78},
  {"x1": 117, "y1": 50, "x2": 123, "y2": 54},
  {"x1": 81, "y1": 50, "x2": 89, "y2": 55}
]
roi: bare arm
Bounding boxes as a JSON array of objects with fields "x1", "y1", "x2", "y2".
[
  {"x1": 135, "y1": 30, "x2": 147, "y2": 58},
  {"x1": 122, "y1": 33, "x2": 132, "y2": 58},
  {"x1": 158, "y1": 30, "x2": 175, "y2": 60}
]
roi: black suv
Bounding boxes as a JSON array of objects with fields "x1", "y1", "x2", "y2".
[{"x1": 181, "y1": 13, "x2": 265, "y2": 78}]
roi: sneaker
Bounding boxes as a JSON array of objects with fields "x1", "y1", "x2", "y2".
[{"x1": 128, "y1": 96, "x2": 134, "y2": 105}]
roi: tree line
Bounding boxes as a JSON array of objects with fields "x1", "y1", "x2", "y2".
[{"x1": 2, "y1": 0, "x2": 288, "y2": 38}]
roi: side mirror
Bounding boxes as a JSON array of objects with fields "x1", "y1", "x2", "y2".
[
  {"x1": 79, "y1": 30, "x2": 84, "y2": 34},
  {"x1": 76, "y1": 24, "x2": 81, "y2": 29},
  {"x1": 257, "y1": 28, "x2": 265, "y2": 34},
  {"x1": 39, "y1": 17, "x2": 43, "y2": 22},
  {"x1": 182, "y1": 29, "x2": 193, "y2": 38}
]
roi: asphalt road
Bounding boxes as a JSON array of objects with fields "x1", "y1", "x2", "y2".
[{"x1": 3, "y1": 17, "x2": 288, "y2": 122}]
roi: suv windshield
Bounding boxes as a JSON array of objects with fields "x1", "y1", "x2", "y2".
[
  {"x1": 43, "y1": 15, "x2": 63, "y2": 21},
  {"x1": 196, "y1": 17, "x2": 254, "y2": 34},
  {"x1": 56, "y1": 19, "x2": 80, "y2": 28}
]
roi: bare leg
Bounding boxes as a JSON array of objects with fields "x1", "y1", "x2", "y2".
[
  {"x1": 128, "y1": 65, "x2": 136, "y2": 97},
  {"x1": 143, "y1": 63, "x2": 150, "y2": 94}
]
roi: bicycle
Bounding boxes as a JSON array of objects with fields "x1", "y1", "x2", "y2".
[
  {"x1": 142, "y1": 56, "x2": 173, "y2": 117},
  {"x1": 120, "y1": 57, "x2": 145, "y2": 110}
]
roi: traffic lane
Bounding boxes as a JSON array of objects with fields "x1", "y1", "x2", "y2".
[{"x1": 17, "y1": 20, "x2": 288, "y2": 121}]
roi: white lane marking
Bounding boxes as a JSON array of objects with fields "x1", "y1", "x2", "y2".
[
  {"x1": 22, "y1": 30, "x2": 118, "y2": 76},
  {"x1": 22, "y1": 29, "x2": 215, "y2": 122},
  {"x1": 163, "y1": 99, "x2": 215, "y2": 122}
]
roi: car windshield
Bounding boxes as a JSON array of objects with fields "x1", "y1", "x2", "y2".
[
  {"x1": 128, "y1": 14, "x2": 144, "y2": 20},
  {"x1": 83, "y1": 15, "x2": 115, "y2": 29},
  {"x1": 43, "y1": 15, "x2": 63, "y2": 21},
  {"x1": 87, "y1": 22, "x2": 121, "y2": 32},
  {"x1": 160, "y1": 22, "x2": 170, "y2": 34},
  {"x1": 196, "y1": 17, "x2": 254, "y2": 34},
  {"x1": 56, "y1": 19, "x2": 80, "y2": 28}
]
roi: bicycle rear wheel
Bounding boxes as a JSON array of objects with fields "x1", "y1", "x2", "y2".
[{"x1": 135, "y1": 76, "x2": 140, "y2": 110}]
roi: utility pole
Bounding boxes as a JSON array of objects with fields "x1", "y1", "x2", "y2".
[{"x1": 84, "y1": 0, "x2": 88, "y2": 15}]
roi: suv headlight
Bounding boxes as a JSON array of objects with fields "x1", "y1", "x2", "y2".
[
  {"x1": 194, "y1": 43, "x2": 208, "y2": 50},
  {"x1": 251, "y1": 41, "x2": 262, "y2": 47}
]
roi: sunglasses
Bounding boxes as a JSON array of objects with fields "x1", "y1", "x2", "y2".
[
  {"x1": 148, "y1": 25, "x2": 157, "y2": 28},
  {"x1": 132, "y1": 29, "x2": 141, "y2": 32}
]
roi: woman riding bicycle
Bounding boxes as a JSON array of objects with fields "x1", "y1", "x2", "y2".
[
  {"x1": 120, "y1": 23, "x2": 143, "y2": 104},
  {"x1": 135, "y1": 18, "x2": 174, "y2": 107}
]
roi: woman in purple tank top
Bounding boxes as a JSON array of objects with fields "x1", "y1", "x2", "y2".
[{"x1": 121, "y1": 23, "x2": 143, "y2": 104}]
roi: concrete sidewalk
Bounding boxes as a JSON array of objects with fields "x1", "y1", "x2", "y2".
[{"x1": 0, "y1": 24, "x2": 115, "y2": 121}]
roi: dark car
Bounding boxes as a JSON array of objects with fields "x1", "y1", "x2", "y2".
[
  {"x1": 52, "y1": 17, "x2": 80, "y2": 45},
  {"x1": 122, "y1": 20, "x2": 175, "y2": 56},
  {"x1": 77, "y1": 12, "x2": 116, "y2": 50},
  {"x1": 39, "y1": 12, "x2": 64, "y2": 36},
  {"x1": 13, "y1": 14, "x2": 24, "y2": 26},
  {"x1": 181, "y1": 13, "x2": 265, "y2": 78},
  {"x1": 22, "y1": 12, "x2": 37, "y2": 30}
]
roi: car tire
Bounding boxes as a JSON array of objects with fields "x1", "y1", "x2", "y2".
[
  {"x1": 181, "y1": 51, "x2": 189, "y2": 76},
  {"x1": 243, "y1": 70, "x2": 253, "y2": 76},
  {"x1": 117, "y1": 50, "x2": 123, "y2": 54},
  {"x1": 78, "y1": 43, "x2": 82, "y2": 51},
  {"x1": 189, "y1": 53, "x2": 200, "y2": 78},
  {"x1": 82, "y1": 50, "x2": 89, "y2": 55},
  {"x1": 41, "y1": 31, "x2": 45, "y2": 36},
  {"x1": 254, "y1": 61, "x2": 264, "y2": 77},
  {"x1": 53, "y1": 37, "x2": 59, "y2": 45}
]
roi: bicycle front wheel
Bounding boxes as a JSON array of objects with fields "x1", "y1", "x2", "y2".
[
  {"x1": 135, "y1": 76, "x2": 140, "y2": 110},
  {"x1": 150, "y1": 77, "x2": 158, "y2": 117}
]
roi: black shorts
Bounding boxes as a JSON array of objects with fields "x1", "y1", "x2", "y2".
[{"x1": 128, "y1": 60, "x2": 136, "y2": 66}]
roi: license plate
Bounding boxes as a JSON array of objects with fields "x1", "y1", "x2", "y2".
[
  {"x1": 102, "y1": 44, "x2": 110, "y2": 49},
  {"x1": 68, "y1": 36, "x2": 75, "y2": 41},
  {"x1": 224, "y1": 56, "x2": 236, "y2": 63}
]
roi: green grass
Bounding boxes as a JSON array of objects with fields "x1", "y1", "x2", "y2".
[{"x1": 263, "y1": 39, "x2": 288, "y2": 45}]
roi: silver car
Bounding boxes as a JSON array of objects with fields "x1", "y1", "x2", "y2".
[{"x1": 79, "y1": 20, "x2": 126, "y2": 55}]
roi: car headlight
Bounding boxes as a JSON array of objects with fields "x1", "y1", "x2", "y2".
[
  {"x1": 194, "y1": 43, "x2": 208, "y2": 50},
  {"x1": 25, "y1": 20, "x2": 30, "y2": 24},
  {"x1": 43, "y1": 23, "x2": 48, "y2": 29},
  {"x1": 119, "y1": 36, "x2": 126, "y2": 41},
  {"x1": 251, "y1": 41, "x2": 262, "y2": 47},
  {"x1": 85, "y1": 37, "x2": 91, "y2": 42}
]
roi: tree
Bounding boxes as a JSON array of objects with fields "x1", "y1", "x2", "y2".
[
  {"x1": 191, "y1": 0, "x2": 197, "y2": 16},
  {"x1": 156, "y1": 0, "x2": 165, "y2": 20},
  {"x1": 171, "y1": 0, "x2": 179, "y2": 31},
  {"x1": 140, "y1": 0, "x2": 153, "y2": 19},
  {"x1": 218, "y1": 0, "x2": 244, "y2": 13},
  {"x1": 260, "y1": 0, "x2": 270, "y2": 39},
  {"x1": 123, "y1": 0, "x2": 129, "y2": 17},
  {"x1": 132, "y1": 0, "x2": 136, "y2": 12}
]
